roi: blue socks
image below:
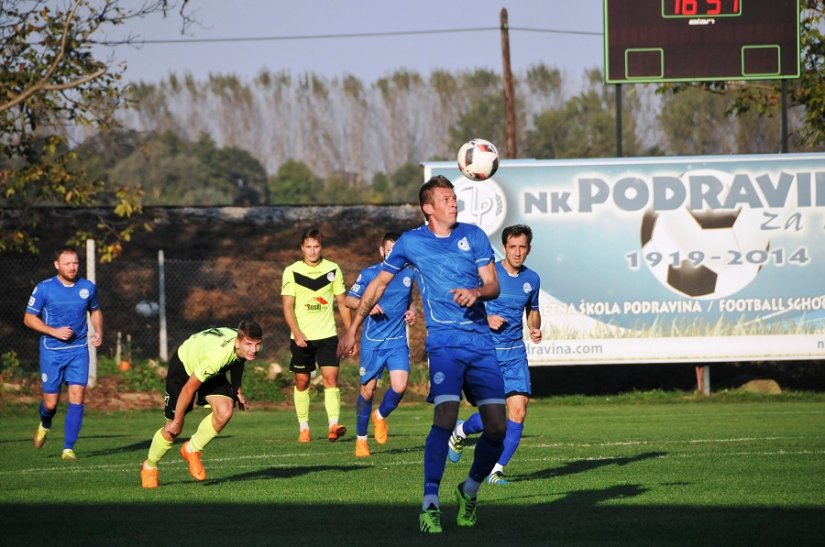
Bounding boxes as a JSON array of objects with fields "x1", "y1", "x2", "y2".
[
  {"x1": 39, "y1": 402, "x2": 57, "y2": 429},
  {"x1": 64, "y1": 403, "x2": 84, "y2": 450},
  {"x1": 468, "y1": 433, "x2": 504, "y2": 483},
  {"x1": 355, "y1": 394, "x2": 372, "y2": 436},
  {"x1": 423, "y1": 425, "x2": 451, "y2": 497},
  {"x1": 378, "y1": 388, "x2": 403, "y2": 418},
  {"x1": 499, "y1": 419, "x2": 524, "y2": 467},
  {"x1": 462, "y1": 412, "x2": 484, "y2": 435}
]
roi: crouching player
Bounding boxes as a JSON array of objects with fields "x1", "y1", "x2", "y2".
[{"x1": 140, "y1": 320, "x2": 263, "y2": 488}]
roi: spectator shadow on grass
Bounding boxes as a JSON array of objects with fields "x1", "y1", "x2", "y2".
[{"x1": 512, "y1": 451, "x2": 666, "y2": 481}]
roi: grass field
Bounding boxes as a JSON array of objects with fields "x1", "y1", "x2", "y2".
[{"x1": 2, "y1": 394, "x2": 824, "y2": 546}]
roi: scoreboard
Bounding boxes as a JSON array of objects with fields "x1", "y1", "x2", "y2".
[{"x1": 604, "y1": 0, "x2": 800, "y2": 83}]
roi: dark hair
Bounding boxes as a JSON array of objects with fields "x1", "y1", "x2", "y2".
[
  {"x1": 418, "y1": 175, "x2": 454, "y2": 217},
  {"x1": 501, "y1": 224, "x2": 533, "y2": 246},
  {"x1": 301, "y1": 228, "x2": 322, "y2": 245},
  {"x1": 54, "y1": 245, "x2": 79, "y2": 261},
  {"x1": 381, "y1": 231, "x2": 401, "y2": 245},
  {"x1": 237, "y1": 320, "x2": 263, "y2": 341}
]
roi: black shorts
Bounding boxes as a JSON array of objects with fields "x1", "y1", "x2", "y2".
[
  {"x1": 289, "y1": 336, "x2": 340, "y2": 373},
  {"x1": 164, "y1": 350, "x2": 234, "y2": 420}
]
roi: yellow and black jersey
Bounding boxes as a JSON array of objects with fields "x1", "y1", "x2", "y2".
[{"x1": 281, "y1": 258, "x2": 346, "y2": 340}]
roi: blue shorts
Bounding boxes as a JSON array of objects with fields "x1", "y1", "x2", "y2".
[
  {"x1": 359, "y1": 345, "x2": 410, "y2": 385},
  {"x1": 496, "y1": 346, "x2": 531, "y2": 397},
  {"x1": 40, "y1": 347, "x2": 89, "y2": 393},
  {"x1": 425, "y1": 332, "x2": 505, "y2": 407}
]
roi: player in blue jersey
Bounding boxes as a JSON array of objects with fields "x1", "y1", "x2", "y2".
[
  {"x1": 447, "y1": 225, "x2": 542, "y2": 485},
  {"x1": 338, "y1": 175, "x2": 506, "y2": 534},
  {"x1": 345, "y1": 232, "x2": 417, "y2": 458},
  {"x1": 24, "y1": 246, "x2": 103, "y2": 460}
]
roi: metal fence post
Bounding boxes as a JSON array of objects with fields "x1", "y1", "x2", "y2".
[
  {"x1": 86, "y1": 239, "x2": 97, "y2": 387},
  {"x1": 158, "y1": 250, "x2": 168, "y2": 362}
]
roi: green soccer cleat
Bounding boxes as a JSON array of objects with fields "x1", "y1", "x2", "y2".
[
  {"x1": 455, "y1": 482, "x2": 478, "y2": 527},
  {"x1": 447, "y1": 420, "x2": 465, "y2": 463},
  {"x1": 419, "y1": 504, "x2": 443, "y2": 534},
  {"x1": 486, "y1": 471, "x2": 510, "y2": 485}
]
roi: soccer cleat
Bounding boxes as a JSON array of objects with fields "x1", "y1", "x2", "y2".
[
  {"x1": 33, "y1": 424, "x2": 49, "y2": 449},
  {"x1": 141, "y1": 462, "x2": 159, "y2": 489},
  {"x1": 355, "y1": 438, "x2": 371, "y2": 458},
  {"x1": 328, "y1": 424, "x2": 347, "y2": 442},
  {"x1": 180, "y1": 441, "x2": 206, "y2": 481},
  {"x1": 61, "y1": 448, "x2": 77, "y2": 460},
  {"x1": 486, "y1": 471, "x2": 510, "y2": 485},
  {"x1": 455, "y1": 482, "x2": 478, "y2": 527},
  {"x1": 419, "y1": 504, "x2": 443, "y2": 534},
  {"x1": 297, "y1": 429, "x2": 311, "y2": 443},
  {"x1": 371, "y1": 410, "x2": 388, "y2": 445},
  {"x1": 447, "y1": 420, "x2": 466, "y2": 463}
]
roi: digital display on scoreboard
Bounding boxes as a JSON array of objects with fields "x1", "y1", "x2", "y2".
[{"x1": 604, "y1": 0, "x2": 800, "y2": 84}]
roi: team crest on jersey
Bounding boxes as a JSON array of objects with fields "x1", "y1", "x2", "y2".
[
  {"x1": 79, "y1": 288, "x2": 90, "y2": 299},
  {"x1": 457, "y1": 237, "x2": 470, "y2": 252},
  {"x1": 433, "y1": 371, "x2": 445, "y2": 384},
  {"x1": 403, "y1": 276, "x2": 412, "y2": 287},
  {"x1": 41, "y1": 373, "x2": 48, "y2": 382},
  {"x1": 327, "y1": 272, "x2": 335, "y2": 282},
  {"x1": 522, "y1": 282, "x2": 532, "y2": 294}
]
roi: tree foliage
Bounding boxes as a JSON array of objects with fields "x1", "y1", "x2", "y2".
[{"x1": 0, "y1": 0, "x2": 191, "y2": 259}]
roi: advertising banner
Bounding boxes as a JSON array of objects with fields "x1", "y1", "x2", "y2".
[{"x1": 424, "y1": 154, "x2": 825, "y2": 365}]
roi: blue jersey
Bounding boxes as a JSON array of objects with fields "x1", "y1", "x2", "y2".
[
  {"x1": 26, "y1": 276, "x2": 100, "y2": 352},
  {"x1": 383, "y1": 222, "x2": 494, "y2": 336},
  {"x1": 485, "y1": 261, "x2": 541, "y2": 349},
  {"x1": 347, "y1": 263, "x2": 415, "y2": 350}
]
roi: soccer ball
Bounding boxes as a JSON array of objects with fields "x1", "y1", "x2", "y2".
[
  {"x1": 639, "y1": 170, "x2": 770, "y2": 299},
  {"x1": 457, "y1": 138, "x2": 500, "y2": 181}
]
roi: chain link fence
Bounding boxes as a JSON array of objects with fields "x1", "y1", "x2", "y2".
[{"x1": 2, "y1": 253, "x2": 291, "y2": 372}]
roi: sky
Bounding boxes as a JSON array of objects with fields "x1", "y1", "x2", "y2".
[{"x1": 96, "y1": 0, "x2": 606, "y2": 85}]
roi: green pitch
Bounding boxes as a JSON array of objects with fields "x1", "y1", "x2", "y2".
[{"x1": 2, "y1": 396, "x2": 824, "y2": 546}]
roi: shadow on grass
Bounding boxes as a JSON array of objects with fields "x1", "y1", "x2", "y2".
[
  {"x1": 205, "y1": 464, "x2": 366, "y2": 486},
  {"x1": 514, "y1": 451, "x2": 667, "y2": 481},
  {"x1": 3, "y1": 482, "x2": 823, "y2": 547}
]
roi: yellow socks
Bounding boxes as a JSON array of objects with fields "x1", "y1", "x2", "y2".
[
  {"x1": 146, "y1": 427, "x2": 173, "y2": 467},
  {"x1": 189, "y1": 413, "x2": 219, "y2": 452},
  {"x1": 294, "y1": 387, "x2": 310, "y2": 425},
  {"x1": 324, "y1": 387, "x2": 341, "y2": 425}
]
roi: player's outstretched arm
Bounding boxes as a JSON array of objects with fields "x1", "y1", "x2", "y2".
[{"x1": 337, "y1": 270, "x2": 393, "y2": 357}]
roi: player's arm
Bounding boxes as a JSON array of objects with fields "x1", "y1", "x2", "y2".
[
  {"x1": 165, "y1": 374, "x2": 203, "y2": 437},
  {"x1": 89, "y1": 309, "x2": 103, "y2": 347},
  {"x1": 335, "y1": 292, "x2": 352, "y2": 330},
  {"x1": 23, "y1": 312, "x2": 73, "y2": 341},
  {"x1": 335, "y1": 292, "x2": 358, "y2": 356},
  {"x1": 282, "y1": 294, "x2": 307, "y2": 347},
  {"x1": 527, "y1": 308, "x2": 542, "y2": 343},
  {"x1": 337, "y1": 270, "x2": 394, "y2": 357},
  {"x1": 451, "y1": 261, "x2": 500, "y2": 307}
]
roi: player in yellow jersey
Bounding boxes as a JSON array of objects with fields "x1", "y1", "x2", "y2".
[
  {"x1": 282, "y1": 228, "x2": 354, "y2": 442},
  {"x1": 139, "y1": 320, "x2": 263, "y2": 488}
]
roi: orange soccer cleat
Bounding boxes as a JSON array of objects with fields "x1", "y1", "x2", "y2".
[{"x1": 180, "y1": 441, "x2": 206, "y2": 481}]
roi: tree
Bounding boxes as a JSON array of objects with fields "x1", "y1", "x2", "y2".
[
  {"x1": 0, "y1": 0, "x2": 192, "y2": 260},
  {"x1": 525, "y1": 70, "x2": 641, "y2": 159},
  {"x1": 269, "y1": 159, "x2": 324, "y2": 205}
]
